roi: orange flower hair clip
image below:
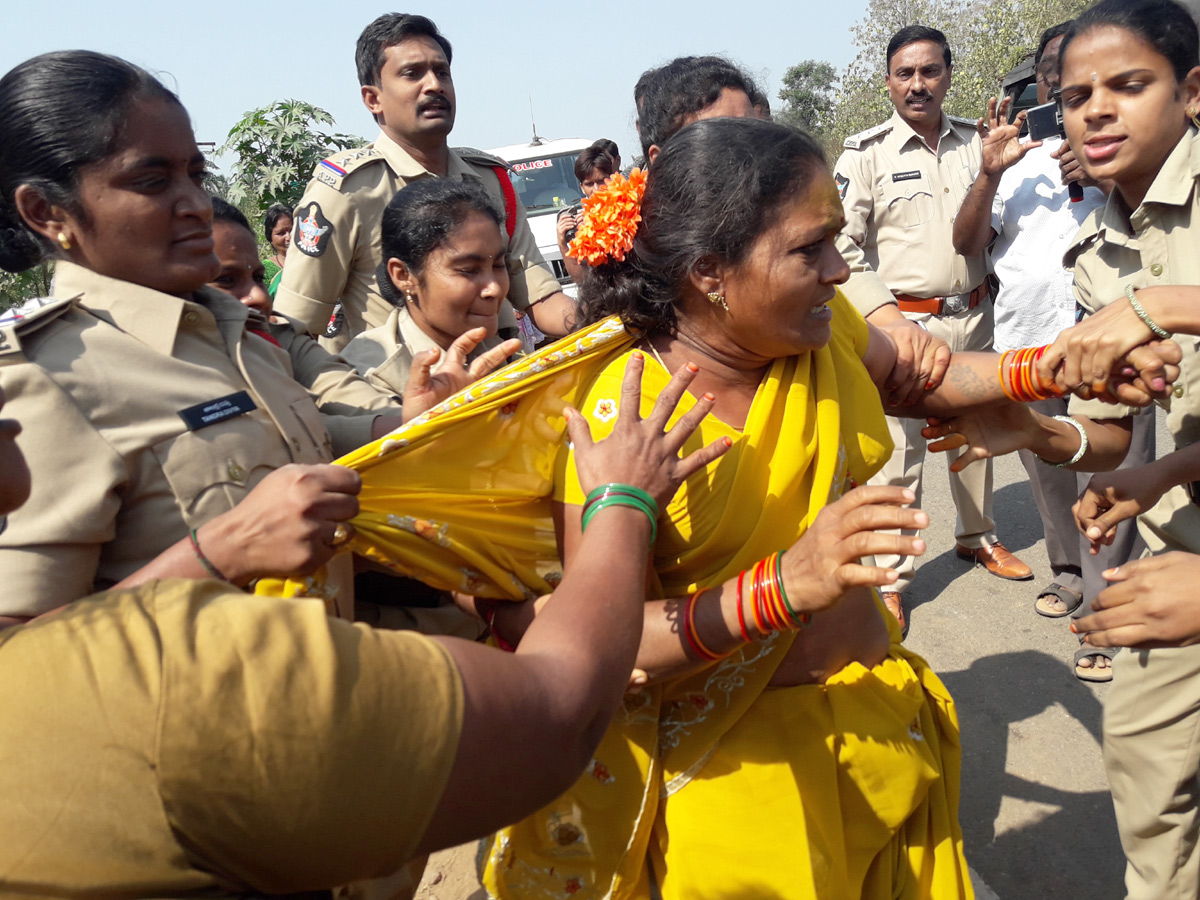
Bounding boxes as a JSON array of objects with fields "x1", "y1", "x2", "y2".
[{"x1": 567, "y1": 168, "x2": 647, "y2": 266}]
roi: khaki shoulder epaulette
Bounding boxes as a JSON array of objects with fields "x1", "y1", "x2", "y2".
[
  {"x1": 842, "y1": 122, "x2": 893, "y2": 150},
  {"x1": 0, "y1": 294, "x2": 78, "y2": 365},
  {"x1": 454, "y1": 146, "x2": 510, "y2": 170},
  {"x1": 311, "y1": 146, "x2": 385, "y2": 190}
]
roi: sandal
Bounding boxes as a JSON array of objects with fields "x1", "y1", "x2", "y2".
[
  {"x1": 1074, "y1": 645, "x2": 1119, "y2": 683},
  {"x1": 1035, "y1": 582, "x2": 1083, "y2": 618}
]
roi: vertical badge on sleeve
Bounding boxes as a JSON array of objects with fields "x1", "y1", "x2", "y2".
[{"x1": 294, "y1": 202, "x2": 334, "y2": 258}]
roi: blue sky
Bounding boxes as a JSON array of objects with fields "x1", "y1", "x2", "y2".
[{"x1": 2, "y1": 0, "x2": 873, "y2": 169}]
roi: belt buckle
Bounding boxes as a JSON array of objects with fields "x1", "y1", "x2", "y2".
[{"x1": 942, "y1": 293, "x2": 967, "y2": 315}]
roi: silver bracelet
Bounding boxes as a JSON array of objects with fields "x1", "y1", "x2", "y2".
[
  {"x1": 1126, "y1": 285, "x2": 1171, "y2": 339},
  {"x1": 1040, "y1": 414, "x2": 1089, "y2": 468}
]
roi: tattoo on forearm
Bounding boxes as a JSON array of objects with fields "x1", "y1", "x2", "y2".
[{"x1": 947, "y1": 362, "x2": 988, "y2": 400}]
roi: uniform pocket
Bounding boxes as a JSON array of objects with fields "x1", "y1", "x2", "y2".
[
  {"x1": 880, "y1": 179, "x2": 934, "y2": 229},
  {"x1": 288, "y1": 397, "x2": 334, "y2": 463},
  {"x1": 150, "y1": 417, "x2": 282, "y2": 526}
]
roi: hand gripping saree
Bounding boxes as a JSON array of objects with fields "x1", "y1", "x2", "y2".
[{"x1": 258, "y1": 292, "x2": 973, "y2": 900}]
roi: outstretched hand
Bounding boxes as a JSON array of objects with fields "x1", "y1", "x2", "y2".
[
  {"x1": 402, "y1": 327, "x2": 523, "y2": 423},
  {"x1": 977, "y1": 96, "x2": 1041, "y2": 177},
  {"x1": 1073, "y1": 553, "x2": 1200, "y2": 649},
  {"x1": 778, "y1": 485, "x2": 928, "y2": 618},
  {"x1": 568, "y1": 351, "x2": 731, "y2": 509},
  {"x1": 923, "y1": 403, "x2": 1041, "y2": 471}
]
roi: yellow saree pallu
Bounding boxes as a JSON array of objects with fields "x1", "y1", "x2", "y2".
[{"x1": 256, "y1": 293, "x2": 972, "y2": 899}]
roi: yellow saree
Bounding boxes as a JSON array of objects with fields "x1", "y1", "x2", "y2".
[{"x1": 259, "y1": 291, "x2": 972, "y2": 899}]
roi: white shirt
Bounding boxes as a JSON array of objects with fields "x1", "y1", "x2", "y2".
[{"x1": 989, "y1": 138, "x2": 1106, "y2": 351}]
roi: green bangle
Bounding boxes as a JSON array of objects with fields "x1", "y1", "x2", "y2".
[
  {"x1": 581, "y1": 494, "x2": 657, "y2": 531},
  {"x1": 774, "y1": 550, "x2": 810, "y2": 628},
  {"x1": 581, "y1": 494, "x2": 658, "y2": 545},
  {"x1": 1126, "y1": 285, "x2": 1171, "y2": 339},
  {"x1": 584, "y1": 483, "x2": 658, "y2": 517}
]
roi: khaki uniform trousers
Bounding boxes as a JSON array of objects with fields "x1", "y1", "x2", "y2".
[
  {"x1": 1105, "y1": 490, "x2": 1200, "y2": 900},
  {"x1": 867, "y1": 298, "x2": 996, "y2": 591}
]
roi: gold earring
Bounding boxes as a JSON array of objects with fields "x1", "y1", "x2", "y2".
[
  {"x1": 707, "y1": 290, "x2": 728, "y2": 311},
  {"x1": 1189, "y1": 107, "x2": 1200, "y2": 129},
  {"x1": 57, "y1": 232, "x2": 71, "y2": 251}
]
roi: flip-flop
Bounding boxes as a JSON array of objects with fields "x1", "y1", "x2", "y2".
[
  {"x1": 1074, "y1": 645, "x2": 1119, "y2": 683},
  {"x1": 1035, "y1": 582, "x2": 1084, "y2": 618}
]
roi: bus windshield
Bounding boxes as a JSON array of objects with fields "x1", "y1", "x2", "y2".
[{"x1": 506, "y1": 153, "x2": 583, "y2": 216}]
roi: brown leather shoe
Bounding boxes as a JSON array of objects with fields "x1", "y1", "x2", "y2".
[
  {"x1": 955, "y1": 541, "x2": 1033, "y2": 581},
  {"x1": 881, "y1": 591, "x2": 907, "y2": 638}
]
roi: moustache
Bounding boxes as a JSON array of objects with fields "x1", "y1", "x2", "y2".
[
  {"x1": 418, "y1": 98, "x2": 451, "y2": 113},
  {"x1": 906, "y1": 93, "x2": 932, "y2": 103}
]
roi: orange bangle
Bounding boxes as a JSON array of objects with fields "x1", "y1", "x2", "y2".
[
  {"x1": 683, "y1": 589, "x2": 723, "y2": 661},
  {"x1": 998, "y1": 349, "x2": 1018, "y2": 401}
]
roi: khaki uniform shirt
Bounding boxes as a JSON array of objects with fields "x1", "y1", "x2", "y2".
[
  {"x1": 0, "y1": 262, "x2": 378, "y2": 617},
  {"x1": 834, "y1": 111, "x2": 988, "y2": 298},
  {"x1": 1064, "y1": 128, "x2": 1200, "y2": 552},
  {"x1": 0, "y1": 579, "x2": 462, "y2": 894},
  {"x1": 340, "y1": 306, "x2": 509, "y2": 399},
  {"x1": 264, "y1": 313, "x2": 401, "y2": 452},
  {"x1": 274, "y1": 131, "x2": 561, "y2": 338}
]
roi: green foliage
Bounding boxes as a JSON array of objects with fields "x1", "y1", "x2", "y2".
[
  {"x1": 777, "y1": 60, "x2": 840, "y2": 136},
  {"x1": 814, "y1": 0, "x2": 1090, "y2": 150},
  {"x1": 0, "y1": 262, "x2": 54, "y2": 312},
  {"x1": 218, "y1": 100, "x2": 361, "y2": 218}
]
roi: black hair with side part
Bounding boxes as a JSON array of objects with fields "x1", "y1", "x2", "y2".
[
  {"x1": 377, "y1": 178, "x2": 501, "y2": 308},
  {"x1": 263, "y1": 203, "x2": 293, "y2": 244},
  {"x1": 0, "y1": 50, "x2": 183, "y2": 273},
  {"x1": 574, "y1": 147, "x2": 618, "y2": 182},
  {"x1": 577, "y1": 117, "x2": 827, "y2": 336},
  {"x1": 1035, "y1": 22, "x2": 1071, "y2": 66},
  {"x1": 886, "y1": 25, "x2": 952, "y2": 70},
  {"x1": 633, "y1": 56, "x2": 769, "y2": 159},
  {"x1": 1060, "y1": 0, "x2": 1198, "y2": 82},
  {"x1": 356, "y1": 13, "x2": 453, "y2": 87}
]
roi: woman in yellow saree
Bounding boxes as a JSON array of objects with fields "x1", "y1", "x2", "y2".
[
  {"x1": 468, "y1": 118, "x2": 972, "y2": 900},
  {"x1": 267, "y1": 117, "x2": 1179, "y2": 898}
]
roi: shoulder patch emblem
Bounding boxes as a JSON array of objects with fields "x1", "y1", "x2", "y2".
[
  {"x1": 835, "y1": 172, "x2": 849, "y2": 200},
  {"x1": 294, "y1": 202, "x2": 334, "y2": 258}
]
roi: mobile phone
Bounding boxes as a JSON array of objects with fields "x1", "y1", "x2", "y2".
[{"x1": 1025, "y1": 100, "x2": 1064, "y2": 141}]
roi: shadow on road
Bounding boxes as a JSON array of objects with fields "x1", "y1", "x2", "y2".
[{"x1": 941, "y1": 650, "x2": 1124, "y2": 900}]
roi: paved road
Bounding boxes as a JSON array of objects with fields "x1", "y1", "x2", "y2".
[{"x1": 419, "y1": 412, "x2": 1172, "y2": 899}]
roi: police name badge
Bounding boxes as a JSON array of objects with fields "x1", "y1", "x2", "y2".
[{"x1": 178, "y1": 391, "x2": 259, "y2": 431}]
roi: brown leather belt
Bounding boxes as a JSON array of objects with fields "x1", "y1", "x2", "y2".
[{"x1": 895, "y1": 284, "x2": 987, "y2": 316}]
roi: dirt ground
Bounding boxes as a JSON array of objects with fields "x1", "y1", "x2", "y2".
[{"x1": 414, "y1": 844, "x2": 484, "y2": 900}]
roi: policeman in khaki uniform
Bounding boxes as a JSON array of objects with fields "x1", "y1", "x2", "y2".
[
  {"x1": 833, "y1": 25, "x2": 1031, "y2": 628},
  {"x1": 274, "y1": 13, "x2": 571, "y2": 352}
]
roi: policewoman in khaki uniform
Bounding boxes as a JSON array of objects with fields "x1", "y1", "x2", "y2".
[
  {"x1": 0, "y1": 53, "x2": 379, "y2": 623},
  {"x1": 274, "y1": 13, "x2": 571, "y2": 351},
  {"x1": 834, "y1": 25, "x2": 1032, "y2": 626},
  {"x1": 341, "y1": 179, "x2": 523, "y2": 399},
  {"x1": 924, "y1": 4, "x2": 1200, "y2": 894},
  {"x1": 0, "y1": 325, "x2": 727, "y2": 897}
]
